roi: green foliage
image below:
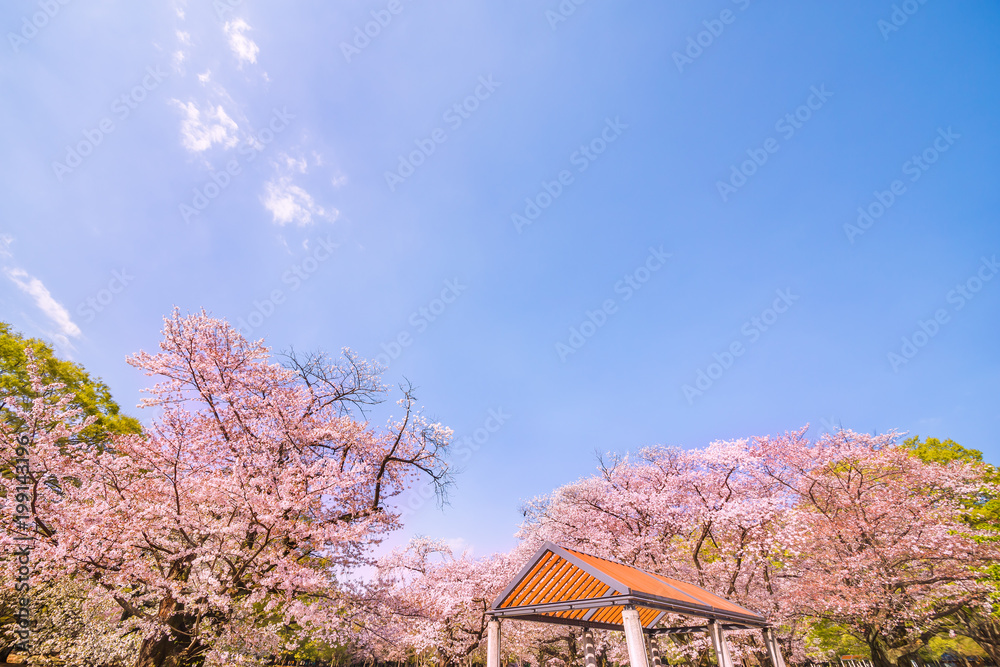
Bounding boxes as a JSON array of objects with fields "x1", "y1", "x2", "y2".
[
  {"x1": 804, "y1": 620, "x2": 870, "y2": 661},
  {"x1": 922, "y1": 634, "x2": 987, "y2": 660},
  {"x1": 903, "y1": 436, "x2": 983, "y2": 466},
  {"x1": 0, "y1": 321, "x2": 141, "y2": 449},
  {"x1": 904, "y1": 436, "x2": 1000, "y2": 653},
  {"x1": 0, "y1": 324, "x2": 143, "y2": 659},
  {"x1": 903, "y1": 436, "x2": 998, "y2": 536}
]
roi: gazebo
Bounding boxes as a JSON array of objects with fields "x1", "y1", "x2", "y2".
[{"x1": 485, "y1": 542, "x2": 787, "y2": 667}]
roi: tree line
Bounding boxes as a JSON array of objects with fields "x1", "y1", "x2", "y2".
[{"x1": 1, "y1": 313, "x2": 997, "y2": 667}]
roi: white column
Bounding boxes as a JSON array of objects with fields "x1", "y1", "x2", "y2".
[
  {"x1": 762, "y1": 628, "x2": 779, "y2": 667},
  {"x1": 708, "y1": 621, "x2": 734, "y2": 667},
  {"x1": 622, "y1": 607, "x2": 651, "y2": 667},
  {"x1": 763, "y1": 628, "x2": 786, "y2": 667},
  {"x1": 583, "y1": 628, "x2": 598, "y2": 667},
  {"x1": 487, "y1": 617, "x2": 502, "y2": 667}
]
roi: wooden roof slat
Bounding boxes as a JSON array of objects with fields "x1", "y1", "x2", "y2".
[
  {"x1": 488, "y1": 542, "x2": 767, "y2": 630},
  {"x1": 638, "y1": 607, "x2": 660, "y2": 627},
  {"x1": 647, "y1": 572, "x2": 760, "y2": 617},
  {"x1": 515, "y1": 553, "x2": 568, "y2": 607},
  {"x1": 567, "y1": 548, "x2": 705, "y2": 607},
  {"x1": 575, "y1": 577, "x2": 608, "y2": 602},
  {"x1": 562, "y1": 571, "x2": 596, "y2": 601},
  {"x1": 542, "y1": 566, "x2": 588, "y2": 605},
  {"x1": 590, "y1": 605, "x2": 619, "y2": 625},
  {"x1": 528, "y1": 558, "x2": 574, "y2": 606},
  {"x1": 502, "y1": 550, "x2": 553, "y2": 607},
  {"x1": 504, "y1": 551, "x2": 557, "y2": 608}
]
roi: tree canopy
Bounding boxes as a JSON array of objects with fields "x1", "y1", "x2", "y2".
[{"x1": 0, "y1": 321, "x2": 141, "y2": 448}]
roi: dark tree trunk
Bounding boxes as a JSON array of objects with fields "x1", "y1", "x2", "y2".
[
  {"x1": 133, "y1": 592, "x2": 206, "y2": 667},
  {"x1": 135, "y1": 629, "x2": 207, "y2": 667},
  {"x1": 864, "y1": 632, "x2": 898, "y2": 667},
  {"x1": 954, "y1": 609, "x2": 1000, "y2": 667},
  {"x1": 133, "y1": 555, "x2": 207, "y2": 667}
]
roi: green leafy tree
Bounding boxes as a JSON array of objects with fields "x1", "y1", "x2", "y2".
[
  {"x1": 0, "y1": 322, "x2": 141, "y2": 449},
  {"x1": 0, "y1": 322, "x2": 142, "y2": 662},
  {"x1": 905, "y1": 436, "x2": 1000, "y2": 667},
  {"x1": 904, "y1": 436, "x2": 983, "y2": 466}
]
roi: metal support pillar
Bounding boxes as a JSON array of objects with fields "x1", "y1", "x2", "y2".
[
  {"x1": 648, "y1": 633, "x2": 662, "y2": 667},
  {"x1": 583, "y1": 627, "x2": 598, "y2": 667},
  {"x1": 763, "y1": 628, "x2": 786, "y2": 667},
  {"x1": 708, "y1": 620, "x2": 734, "y2": 667},
  {"x1": 622, "y1": 607, "x2": 651, "y2": 667}
]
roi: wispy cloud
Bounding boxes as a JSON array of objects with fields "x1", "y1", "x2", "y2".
[
  {"x1": 260, "y1": 153, "x2": 339, "y2": 226},
  {"x1": 171, "y1": 100, "x2": 239, "y2": 152},
  {"x1": 3, "y1": 267, "x2": 81, "y2": 340},
  {"x1": 261, "y1": 177, "x2": 336, "y2": 227},
  {"x1": 225, "y1": 19, "x2": 260, "y2": 66},
  {"x1": 284, "y1": 154, "x2": 308, "y2": 174}
]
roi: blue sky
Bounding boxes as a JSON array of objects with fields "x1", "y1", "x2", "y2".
[{"x1": 1, "y1": 0, "x2": 998, "y2": 557}]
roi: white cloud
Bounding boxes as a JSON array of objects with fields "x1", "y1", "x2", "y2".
[
  {"x1": 261, "y1": 177, "x2": 337, "y2": 227},
  {"x1": 3, "y1": 268, "x2": 81, "y2": 339},
  {"x1": 260, "y1": 153, "x2": 340, "y2": 226},
  {"x1": 197, "y1": 70, "x2": 211, "y2": 84},
  {"x1": 225, "y1": 19, "x2": 259, "y2": 66},
  {"x1": 284, "y1": 155, "x2": 308, "y2": 174},
  {"x1": 171, "y1": 100, "x2": 239, "y2": 152},
  {"x1": 0, "y1": 234, "x2": 12, "y2": 259}
]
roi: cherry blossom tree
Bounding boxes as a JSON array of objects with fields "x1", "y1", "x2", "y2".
[
  {"x1": 519, "y1": 438, "x2": 793, "y2": 661},
  {"x1": 0, "y1": 576, "x2": 141, "y2": 665},
  {"x1": 517, "y1": 430, "x2": 999, "y2": 666},
  {"x1": 372, "y1": 538, "x2": 589, "y2": 667},
  {"x1": 0, "y1": 311, "x2": 453, "y2": 667},
  {"x1": 755, "y1": 429, "x2": 998, "y2": 667}
]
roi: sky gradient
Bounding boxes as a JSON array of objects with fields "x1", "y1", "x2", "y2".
[{"x1": 1, "y1": 0, "x2": 998, "y2": 556}]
